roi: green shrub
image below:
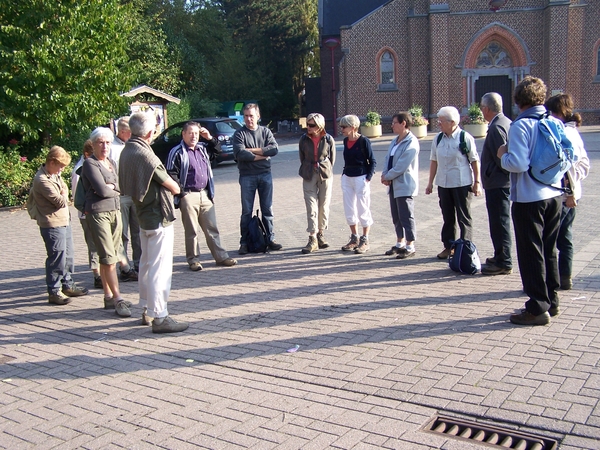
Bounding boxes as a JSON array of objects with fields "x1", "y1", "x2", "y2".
[{"x1": 0, "y1": 146, "x2": 45, "y2": 207}]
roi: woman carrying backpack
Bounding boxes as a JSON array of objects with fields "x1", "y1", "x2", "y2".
[
  {"x1": 298, "y1": 113, "x2": 336, "y2": 253},
  {"x1": 545, "y1": 93, "x2": 590, "y2": 290}
]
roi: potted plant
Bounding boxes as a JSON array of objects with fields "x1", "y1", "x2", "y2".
[
  {"x1": 361, "y1": 110, "x2": 382, "y2": 138},
  {"x1": 461, "y1": 103, "x2": 487, "y2": 138},
  {"x1": 408, "y1": 104, "x2": 428, "y2": 139}
]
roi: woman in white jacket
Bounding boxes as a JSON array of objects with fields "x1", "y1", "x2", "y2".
[{"x1": 545, "y1": 93, "x2": 590, "y2": 290}]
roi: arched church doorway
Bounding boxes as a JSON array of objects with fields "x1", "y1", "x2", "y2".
[
  {"x1": 475, "y1": 75, "x2": 512, "y2": 118},
  {"x1": 462, "y1": 25, "x2": 532, "y2": 120}
]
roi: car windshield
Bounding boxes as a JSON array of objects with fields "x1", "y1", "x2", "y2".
[{"x1": 215, "y1": 121, "x2": 242, "y2": 133}]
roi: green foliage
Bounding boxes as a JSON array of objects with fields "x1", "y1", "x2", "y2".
[
  {"x1": 408, "y1": 104, "x2": 429, "y2": 127},
  {"x1": 0, "y1": 0, "x2": 135, "y2": 143},
  {"x1": 462, "y1": 103, "x2": 486, "y2": 125},
  {"x1": 0, "y1": 146, "x2": 46, "y2": 207},
  {"x1": 125, "y1": 1, "x2": 183, "y2": 95},
  {"x1": 166, "y1": 93, "x2": 221, "y2": 124},
  {"x1": 364, "y1": 110, "x2": 381, "y2": 127}
]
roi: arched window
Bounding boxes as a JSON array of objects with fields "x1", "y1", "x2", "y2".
[{"x1": 378, "y1": 50, "x2": 397, "y2": 91}]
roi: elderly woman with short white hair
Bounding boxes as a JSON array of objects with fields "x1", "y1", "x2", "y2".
[
  {"x1": 81, "y1": 127, "x2": 131, "y2": 317},
  {"x1": 425, "y1": 106, "x2": 482, "y2": 259}
]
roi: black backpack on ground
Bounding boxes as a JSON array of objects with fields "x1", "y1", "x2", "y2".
[
  {"x1": 449, "y1": 239, "x2": 481, "y2": 275},
  {"x1": 247, "y1": 209, "x2": 267, "y2": 253}
]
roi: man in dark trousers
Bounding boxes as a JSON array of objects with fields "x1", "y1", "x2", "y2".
[
  {"x1": 232, "y1": 103, "x2": 282, "y2": 254},
  {"x1": 498, "y1": 76, "x2": 562, "y2": 326},
  {"x1": 480, "y1": 92, "x2": 512, "y2": 275}
]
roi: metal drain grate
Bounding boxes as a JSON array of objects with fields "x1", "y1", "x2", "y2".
[{"x1": 422, "y1": 415, "x2": 558, "y2": 449}]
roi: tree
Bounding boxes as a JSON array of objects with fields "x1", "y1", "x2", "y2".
[
  {"x1": 0, "y1": 0, "x2": 183, "y2": 145},
  {"x1": 0, "y1": 0, "x2": 136, "y2": 143},
  {"x1": 219, "y1": 0, "x2": 319, "y2": 118}
]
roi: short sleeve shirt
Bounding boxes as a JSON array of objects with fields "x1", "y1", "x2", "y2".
[{"x1": 430, "y1": 128, "x2": 479, "y2": 188}]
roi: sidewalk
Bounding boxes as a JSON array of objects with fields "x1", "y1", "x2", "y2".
[{"x1": 0, "y1": 128, "x2": 599, "y2": 449}]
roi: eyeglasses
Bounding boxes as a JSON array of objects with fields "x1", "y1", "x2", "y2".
[
  {"x1": 391, "y1": 121, "x2": 400, "y2": 126},
  {"x1": 307, "y1": 123, "x2": 317, "y2": 128}
]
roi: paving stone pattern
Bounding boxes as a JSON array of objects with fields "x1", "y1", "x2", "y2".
[{"x1": 1, "y1": 128, "x2": 599, "y2": 449}]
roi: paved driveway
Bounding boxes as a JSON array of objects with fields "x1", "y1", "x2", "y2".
[{"x1": 1, "y1": 127, "x2": 599, "y2": 449}]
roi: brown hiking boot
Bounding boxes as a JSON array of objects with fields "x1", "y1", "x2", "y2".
[
  {"x1": 302, "y1": 236, "x2": 318, "y2": 254},
  {"x1": 342, "y1": 234, "x2": 359, "y2": 251},
  {"x1": 354, "y1": 236, "x2": 370, "y2": 254},
  {"x1": 316, "y1": 232, "x2": 329, "y2": 249}
]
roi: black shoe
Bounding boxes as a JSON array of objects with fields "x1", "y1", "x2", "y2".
[
  {"x1": 238, "y1": 244, "x2": 248, "y2": 255},
  {"x1": 510, "y1": 310, "x2": 550, "y2": 326},
  {"x1": 485, "y1": 257, "x2": 496, "y2": 265},
  {"x1": 120, "y1": 268, "x2": 138, "y2": 282},
  {"x1": 267, "y1": 241, "x2": 283, "y2": 251},
  {"x1": 481, "y1": 264, "x2": 512, "y2": 275},
  {"x1": 549, "y1": 306, "x2": 560, "y2": 317},
  {"x1": 385, "y1": 246, "x2": 402, "y2": 256},
  {"x1": 94, "y1": 276, "x2": 103, "y2": 289},
  {"x1": 396, "y1": 248, "x2": 416, "y2": 259}
]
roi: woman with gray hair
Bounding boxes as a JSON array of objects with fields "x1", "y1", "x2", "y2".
[
  {"x1": 339, "y1": 114, "x2": 376, "y2": 254},
  {"x1": 425, "y1": 106, "x2": 481, "y2": 259},
  {"x1": 298, "y1": 113, "x2": 336, "y2": 253},
  {"x1": 81, "y1": 127, "x2": 131, "y2": 317}
]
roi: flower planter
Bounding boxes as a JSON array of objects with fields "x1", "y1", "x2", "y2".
[
  {"x1": 412, "y1": 124, "x2": 427, "y2": 139},
  {"x1": 361, "y1": 124, "x2": 382, "y2": 138},
  {"x1": 463, "y1": 123, "x2": 487, "y2": 138}
]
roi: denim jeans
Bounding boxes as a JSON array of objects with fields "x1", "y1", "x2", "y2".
[
  {"x1": 557, "y1": 202, "x2": 577, "y2": 279},
  {"x1": 239, "y1": 172, "x2": 274, "y2": 244},
  {"x1": 40, "y1": 225, "x2": 74, "y2": 295}
]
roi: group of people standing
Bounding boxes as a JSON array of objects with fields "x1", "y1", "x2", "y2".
[
  {"x1": 29, "y1": 77, "x2": 588, "y2": 333},
  {"x1": 298, "y1": 77, "x2": 589, "y2": 328}
]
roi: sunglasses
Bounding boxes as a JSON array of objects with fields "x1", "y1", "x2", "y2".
[
  {"x1": 307, "y1": 123, "x2": 317, "y2": 128},
  {"x1": 340, "y1": 125, "x2": 348, "y2": 129}
]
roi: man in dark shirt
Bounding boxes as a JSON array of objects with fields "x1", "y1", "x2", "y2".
[
  {"x1": 480, "y1": 92, "x2": 513, "y2": 275},
  {"x1": 232, "y1": 103, "x2": 281, "y2": 254},
  {"x1": 166, "y1": 122, "x2": 237, "y2": 271}
]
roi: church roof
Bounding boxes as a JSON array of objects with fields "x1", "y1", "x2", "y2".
[{"x1": 320, "y1": 0, "x2": 391, "y2": 36}]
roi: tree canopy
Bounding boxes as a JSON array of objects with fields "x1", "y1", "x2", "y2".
[{"x1": 0, "y1": 0, "x2": 320, "y2": 144}]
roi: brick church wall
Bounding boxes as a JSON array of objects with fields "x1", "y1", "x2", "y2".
[{"x1": 331, "y1": 0, "x2": 600, "y2": 127}]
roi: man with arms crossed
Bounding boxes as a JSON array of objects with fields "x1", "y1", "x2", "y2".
[{"x1": 233, "y1": 103, "x2": 282, "y2": 254}]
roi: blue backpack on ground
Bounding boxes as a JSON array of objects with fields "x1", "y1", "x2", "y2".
[
  {"x1": 247, "y1": 209, "x2": 267, "y2": 253},
  {"x1": 517, "y1": 113, "x2": 574, "y2": 189},
  {"x1": 449, "y1": 239, "x2": 481, "y2": 275}
]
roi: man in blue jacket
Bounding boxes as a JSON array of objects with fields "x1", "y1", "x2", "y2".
[
  {"x1": 498, "y1": 77, "x2": 562, "y2": 326},
  {"x1": 166, "y1": 122, "x2": 237, "y2": 271},
  {"x1": 233, "y1": 104, "x2": 282, "y2": 254}
]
